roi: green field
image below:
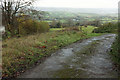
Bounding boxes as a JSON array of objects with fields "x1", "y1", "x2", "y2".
[{"x1": 50, "y1": 26, "x2": 96, "y2": 33}]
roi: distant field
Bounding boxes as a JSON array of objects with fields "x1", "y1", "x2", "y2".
[
  {"x1": 43, "y1": 21, "x2": 52, "y2": 23},
  {"x1": 50, "y1": 26, "x2": 96, "y2": 34},
  {"x1": 102, "y1": 20, "x2": 118, "y2": 23},
  {"x1": 50, "y1": 28, "x2": 65, "y2": 31}
]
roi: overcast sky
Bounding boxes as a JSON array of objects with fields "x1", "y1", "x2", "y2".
[{"x1": 33, "y1": 0, "x2": 119, "y2": 8}]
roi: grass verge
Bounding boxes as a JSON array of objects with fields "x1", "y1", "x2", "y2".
[
  {"x1": 2, "y1": 30, "x2": 103, "y2": 78},
  {"x1": 110, "y1": 36, "x2": 120, "y2": 75}
]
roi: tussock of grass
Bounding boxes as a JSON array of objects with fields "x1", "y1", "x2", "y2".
[{"x1": 2, "y1": 29, "x2": 102, "y2": 78}]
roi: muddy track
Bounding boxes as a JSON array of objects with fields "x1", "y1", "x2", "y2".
[{"x1": 18, "y1": 34, "x2": 118, "y2": 78}]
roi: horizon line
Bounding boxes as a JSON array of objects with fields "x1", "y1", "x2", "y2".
[{"x1": 33, "y1": 6, "x2": 118, "y2": 9}]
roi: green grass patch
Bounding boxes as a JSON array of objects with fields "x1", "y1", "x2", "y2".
[{"x1": 78, "y1": 26, "x2": 97, "y2": 34}]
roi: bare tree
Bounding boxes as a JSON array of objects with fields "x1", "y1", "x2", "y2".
[{"x1": 1, "y1": 0, "x2": 34, "y2": 35}]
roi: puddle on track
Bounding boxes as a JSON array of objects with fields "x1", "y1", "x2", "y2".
[{"x1": 18, "y1": 34, "x2": 118, "y2": 78}]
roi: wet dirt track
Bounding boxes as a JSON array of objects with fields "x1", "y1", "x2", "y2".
[{"x1": 18, "y1": 34, "x2": 118, "y2": 78}]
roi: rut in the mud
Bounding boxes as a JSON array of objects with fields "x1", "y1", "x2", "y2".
[{"x1": 18, "y1": 34, "x2": 118, "y2": 78}]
